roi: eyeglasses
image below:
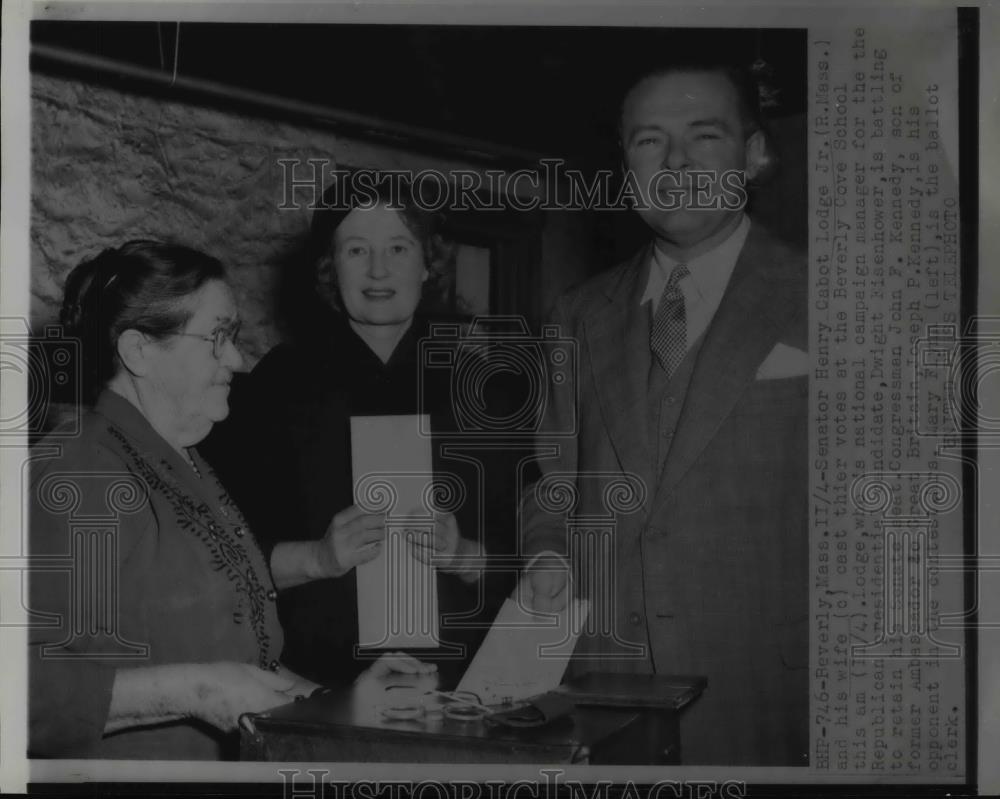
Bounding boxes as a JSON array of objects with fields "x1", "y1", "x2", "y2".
[{"x1": 175, "y1": 322, "x2": 242, "y2": 359}]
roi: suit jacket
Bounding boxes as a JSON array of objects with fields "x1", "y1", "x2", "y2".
[{"x1": 523, "y1": 223, "x2": 809, "y2": 766}]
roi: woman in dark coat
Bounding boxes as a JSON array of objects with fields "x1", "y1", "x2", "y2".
[{"x1": 206, "y1": 177, "x2": 517, "y2": 688}]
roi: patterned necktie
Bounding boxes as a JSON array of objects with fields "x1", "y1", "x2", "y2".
[{"x1": 650, "y1": 262, "x2": 690, "y2": 378}]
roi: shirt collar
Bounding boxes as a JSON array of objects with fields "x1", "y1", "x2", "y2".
[{"x1": 640, "y1": 215, "x2": 751, "y2": 307}]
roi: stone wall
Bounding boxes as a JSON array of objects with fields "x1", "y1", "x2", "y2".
[
  {"x1": 31, "y1": 71, "x2": 801, "y2": 371},
  {"x1": 31, "y1": 72, "x2": 580, "y2": 367}
]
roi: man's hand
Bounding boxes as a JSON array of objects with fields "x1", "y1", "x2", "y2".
[
  {"x1": 520, "y1": 553, "x2": 572, "y2": 613},
  {"x1": 316, "y1": 505, "x2": 387, "y2": 578}
]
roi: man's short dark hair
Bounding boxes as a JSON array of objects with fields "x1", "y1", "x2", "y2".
[{"x1": 618, "y1": 59, "x2": 768, "y2": 142}]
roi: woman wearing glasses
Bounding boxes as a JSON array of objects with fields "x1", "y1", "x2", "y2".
[{"x1": 29, "y1": 241, "x2": 432, "y2": 759}]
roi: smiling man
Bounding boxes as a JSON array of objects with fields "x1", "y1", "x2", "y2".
[
  {"x1": 521, "y1": 60, "x2": 809, "y2": 766},
  {"x1": 623, "y1": 67, "x2": 768, "y2": 257}
]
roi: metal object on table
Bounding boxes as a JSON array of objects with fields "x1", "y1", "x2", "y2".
[{"x1": 240, "y1": 671, "x2": 704, "y2": 764}]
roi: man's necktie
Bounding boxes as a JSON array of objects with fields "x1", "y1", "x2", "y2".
[{"x1": 650, "y1": 262, "x2": 690, "y2": 378}]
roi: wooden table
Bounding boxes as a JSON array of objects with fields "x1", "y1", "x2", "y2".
[{"x1": 240, "y1": 671, "x2": 705, "y2": 765}]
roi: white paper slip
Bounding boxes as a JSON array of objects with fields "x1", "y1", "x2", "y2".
[
  {"x1": 351, "y1": 414, "x2": 439, "y2": 649},
  {"x1": 457, "y1": 595, "x2": 590, "y2": 706}
]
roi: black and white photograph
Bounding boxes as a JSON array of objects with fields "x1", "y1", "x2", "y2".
[{"x1": 0, "y1": 2, "x2": 995, "y2": 797}]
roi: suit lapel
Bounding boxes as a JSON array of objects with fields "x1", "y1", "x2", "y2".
[
  {"x1": 583, "y1": 247, "x2": 656, "y2": 510},
  {"x1": 651, "y1": 227, "x2": 801, "y2": 515}
]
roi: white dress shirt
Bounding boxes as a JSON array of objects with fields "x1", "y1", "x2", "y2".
[{"x1": 640, "y1": 215, "x2": 751, "y2": 356}]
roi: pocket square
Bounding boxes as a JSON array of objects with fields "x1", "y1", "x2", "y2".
[{"x1": 756, "y1": 343, "x2": 809, "y2": 380}]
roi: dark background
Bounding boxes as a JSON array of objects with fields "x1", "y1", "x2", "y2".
[
  {"x1": 29, "y1": 23, "x2": 808, "y2": 336},
  {"x1": 31, "y1": 23, "x2": 807, "y2": 173}
]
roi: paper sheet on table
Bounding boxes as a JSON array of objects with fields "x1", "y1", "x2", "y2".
[
  {"x1": 351, "y1": 415, "x2": 439, "y2": 649},
  {"x1": 457, "y1": 595, "x2": 589, "y2": 705}
]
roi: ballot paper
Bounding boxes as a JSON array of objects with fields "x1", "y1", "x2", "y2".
[
  {"x1": 351, "y1": 415, "x2": 439, "y2": 649},
  {"x1": 456, "y1": 595, "x2": 590, "y2": 705}
]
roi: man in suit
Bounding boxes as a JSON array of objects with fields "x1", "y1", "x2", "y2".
[{"x1": 520, "y1": 61, "x2": 809, "y2": 765}]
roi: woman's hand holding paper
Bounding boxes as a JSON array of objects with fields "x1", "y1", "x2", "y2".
[
  {"x1": 407, "y1": 513, "x2": 483, "y2": 582},
  {"x1": 317, "y1": 504, "x2": 387, "y2": 578}
]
